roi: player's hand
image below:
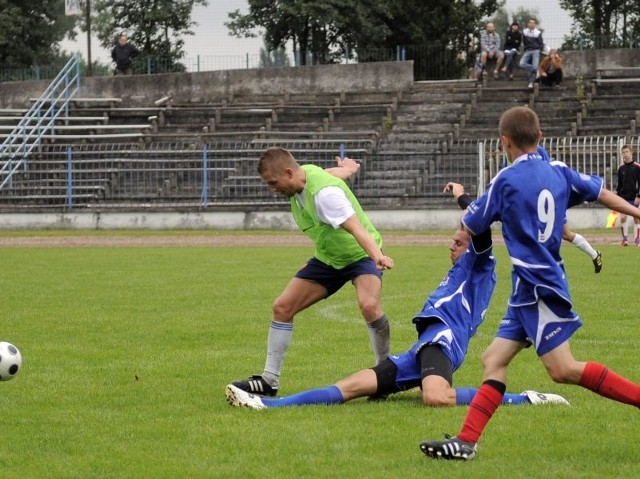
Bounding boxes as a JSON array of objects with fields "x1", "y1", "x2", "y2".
[
  {"x1": 443, "y1": 182, "x2": 465, "y2": 198},
  {"x1": 376, "y1": 255, "x2": 394, "y2": 271},
  {"x1": 335, "y1": 156, "x2": 361, "y2": 175}
]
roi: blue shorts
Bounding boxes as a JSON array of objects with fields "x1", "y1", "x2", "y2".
[
  {"x1": 387, "y1": 320, "x2": 457, "y2": 391},
  {"x1": 496, "y1": 297, "x2": 583, "y2": 356},
  {"x1": 295, "y1": 257, "x2": 382, "y2": 297}
]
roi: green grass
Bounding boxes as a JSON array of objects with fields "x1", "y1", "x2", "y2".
[{"x1": 0, "y1": 234, "x2": 638, "y2": 478}]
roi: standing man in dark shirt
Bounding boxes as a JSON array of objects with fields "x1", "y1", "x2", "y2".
[
  {"x1": 111, "y1": 33, "x2": 140, "y2": 75},
  {"x1": 615, "y1": 144, "x2": 640, "y2": 246}
]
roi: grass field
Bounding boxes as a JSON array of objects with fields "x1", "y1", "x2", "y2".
[{"x1": 0, "y1": 230, "x2": 638, "y2": 478}]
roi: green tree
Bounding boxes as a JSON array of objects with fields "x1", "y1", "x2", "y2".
[
  {"x1": 0, "y1": 0, "x2": 77, "y2": 67},
  {"x1": 89, "y1": 0, "x2": 208, "y2": 73},
  {"x1": 226, "y1": 0, "x2": 392, "y2": 66},
  {"x1": 227, "y1": 0, "x2": 500, "y2": 77},
  {"x1": 560, "y1": 0, "x2": 639, "y2": 48}
]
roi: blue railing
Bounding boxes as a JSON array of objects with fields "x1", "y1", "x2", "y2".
[{"x1": 0, "y1": 53, "x2": 81, "y2": 190}]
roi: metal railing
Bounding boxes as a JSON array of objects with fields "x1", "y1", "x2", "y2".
[
  {"x1": 0, "y1": 54, "x2": 81, "y2": 190},
  {"x1": 478, "y1": 135, "x2": 632, "y2": 195},
  {"x1": 0, "y1": 135, "x2": 637, "y2": 212}
]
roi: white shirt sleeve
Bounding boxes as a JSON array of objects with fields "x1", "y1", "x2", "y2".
[{"x1": 314, "y1": 186, "x2": 355, "y2": 228}]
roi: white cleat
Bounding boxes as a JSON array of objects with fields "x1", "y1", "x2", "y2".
[
  {"x1": 225, "y1": 384, "x2": 267, "y2": 410},
  {"x1": 521, "y1": 390, "x2": 570, "y2": 405}
]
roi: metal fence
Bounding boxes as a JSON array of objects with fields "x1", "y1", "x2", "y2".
[
  {"x1": 1, "y1": 36, "x2": 636, "y2": 82},
  {"x1": 0, "y1": 135, "x2": 637, "y2": 212}
]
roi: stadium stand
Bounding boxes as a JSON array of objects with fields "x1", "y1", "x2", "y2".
[{"x1": 2, "y1": 57, "x2": 639, "y2": 211}]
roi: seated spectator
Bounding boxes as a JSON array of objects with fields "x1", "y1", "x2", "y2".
[
  {"x1": 537, "y1": 48, "x2": 563, "y2": 87},
  {"x1": 495, "y1": 22, "x2": 522, "y2": 80},
  {"x1": 479, "y1": 22, "x2": 504, "y2": 80}
]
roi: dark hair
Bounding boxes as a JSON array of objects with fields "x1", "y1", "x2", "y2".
[{"x1": 511, "y1": 22, "x2": 519, "y2": 27}]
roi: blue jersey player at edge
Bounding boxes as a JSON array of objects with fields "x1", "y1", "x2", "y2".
[
  {"x1": 421, "y1": 106, "x2": 640, "y2": 462},
  {"x1": 225, "y1": 182, "x2": 568, "y2": 410}
]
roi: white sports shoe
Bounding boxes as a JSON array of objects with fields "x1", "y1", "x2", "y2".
[
  {"x1": 521, "y1": 390, "x2": 570, "y2": 405},
  {"x1": 225, "y1": 384, "x2": 267, "y2": 410}
]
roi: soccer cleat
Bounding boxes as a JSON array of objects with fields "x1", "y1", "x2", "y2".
[
  {"x1": 225, "y1": 384, "x2": 267, "y2": 410},
  {"x1": 230, "y1": 374, "x2": 278, "y2": 397},
  {"x1": 592, "y1": 250, "x2": 603, "y2": 273},
  {"x1": 420, "y1": 434, "x2": 477, "y2": 461},
  {"x1": 621, "y1": 237, "x2": 628, "y2": 246},
  {"x1": 493, "y1": 70, "x2": 499, "y2": 79},
  {"x1": 521, "y1": 390, "x2": 570, "y2": 405}
]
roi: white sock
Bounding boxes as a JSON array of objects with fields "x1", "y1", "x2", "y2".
[
  {"x1": 621, "y1": 222, "x2": 629, "y2": 239},
  {"x1": 571, "y1": 233, "x2": 598, "y2": 259},
  {"x1": 367, "y1": 314, "x2": 390, "y2": 364},
  {"x1": 262, "y1": 320, "x2": 293, "y2": 387}
]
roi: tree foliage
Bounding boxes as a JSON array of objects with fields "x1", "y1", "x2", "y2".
[
  {"x1": 90, "y1": 0, "x2": 208, "y2": 72},
  {"x1": 560, "y1": 0, "x2": 640, "y2": 48},
  {"x1": 226, "y1": 0, "x2": 500, "y2": 68},
  {"x1": 0, "y1": 0, "x2": 77, "y2": 67}
]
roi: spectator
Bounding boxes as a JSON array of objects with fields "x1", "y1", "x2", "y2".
[
  {"x1": 538, "y1": 48, "x2": 564, "y2": 86},
  {"x1": 495, "y1": 22, "x2": 522, "y2": 80},
  {"x1": 111, "y1": 33, "x2": 140, "y2": 75},
  {"x1": 479, "y1": 22, "x2": 504, "y2": 80},
  {"x1": 615, "y1": 144, "x2": 640, "y2": 246},
  {"x1": 519, "y1": 18, "x2": 544, "y2": 89}
]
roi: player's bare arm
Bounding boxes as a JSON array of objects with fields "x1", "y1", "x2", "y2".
[
  {"x1": 325, "y1": 156, "x2": 361, "y2": 181},
  {"x1": 599, "y1": 189, "x2": 640, "y2": 220},
  {"x1": 341, "y1": 215, "x2": 394, "y2": 270}
]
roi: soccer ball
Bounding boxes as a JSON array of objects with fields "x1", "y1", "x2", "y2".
[{"x1": 0, "y1": 341, "x2": 22, "y2": 381}]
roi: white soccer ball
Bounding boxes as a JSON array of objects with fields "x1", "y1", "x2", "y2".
[{"x1": 0, "y1": 341, "x2": 22, "y2": 381}]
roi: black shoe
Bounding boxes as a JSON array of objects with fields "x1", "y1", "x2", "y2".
[
  {"x1": 231, "y1": 375, "x2": 278, "y2": 397},
  {"x1": 367, "y1": 392, "x2": 390, "y2": 402},
  {"x1": 420, "y1": 434, "x2": 477, "y2": 460},
  {"x1": 592, "y1": 250, "x2": 602, "y2": 273}
]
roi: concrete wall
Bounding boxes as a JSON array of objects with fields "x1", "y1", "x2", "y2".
[
  {"x1": 0, "y1": 207, "x2": 610, "y2": 230},
  {"x1": 563, "y1": 48, "x2": 640, "y2": 78},
  {"x1": 0, "y1": 61, "x2": 415, "y2": 108}
]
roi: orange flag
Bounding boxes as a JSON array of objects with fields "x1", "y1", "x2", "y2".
[{"x1": 605, "y1": 211, "x2": 618, "y2": 228}]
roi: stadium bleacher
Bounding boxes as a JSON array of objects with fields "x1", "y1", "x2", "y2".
[{"x1": 1, "y1": 66, "x2": 639, "y2": 210}]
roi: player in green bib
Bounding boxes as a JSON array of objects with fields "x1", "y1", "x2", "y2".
[{"x1": 231, "y1": 147, "x2": 394, "y2": 397}]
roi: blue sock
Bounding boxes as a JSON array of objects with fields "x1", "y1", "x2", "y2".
[
  {"x1": 455, "y1": 387, "x2": 478, "y2": 405},
  {"x1": 455, "y1": 388, "x2": 529, "y2": 405},
  {"x1": 261, "y1": 385, "x2": 344, "y2": 408},
  {"x1": 502, "y1": 392, "x2": 529, "y2": 405}
]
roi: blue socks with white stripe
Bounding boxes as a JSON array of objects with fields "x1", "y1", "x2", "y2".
[
  {"x1": 261, "y1": 385, "x2": 344, "y2": 408},
  {"x1": 455, "y1": 387, "x2": 529, "y2": 405}
]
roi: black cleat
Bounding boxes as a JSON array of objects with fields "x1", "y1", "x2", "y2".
[
  {"x1": 420, "y1": 434, "x2": 477, "y2": 461},
  {"x1": 231, "y1": 375, "x2": 278, "y2": 397},
  {"x1": 592, "y1": 250, "x2": 602, "y2": 273}
]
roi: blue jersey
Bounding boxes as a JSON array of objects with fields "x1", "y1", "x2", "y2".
[
  {"x1": 464, "y1": 149, "x2": 603, "y2": 307},
  {"x1": 412, "y1": 237, "x2": 496, "y2": 367}
]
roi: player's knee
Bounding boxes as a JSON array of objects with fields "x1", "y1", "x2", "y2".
[
  {"x1": 422, "y1": 389, "x2": 453, "y2": 407},
  {"x1": 271, "y1": 296, "x2": 294, "y2": 319},
  {"x1": 359, "y1": 300, "x2": 381, "y2": 320},
  {"x1": 544, "y1": 363, "x2": 580, "y2": 385}
]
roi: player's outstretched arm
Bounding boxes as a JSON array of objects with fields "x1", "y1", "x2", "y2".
[{"x1": 599, "y1": 189, "x2": 640, "y2": 220}]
